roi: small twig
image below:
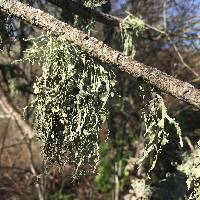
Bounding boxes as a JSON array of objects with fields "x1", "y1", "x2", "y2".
[
  {"x1": 166, "y1": 34, "x2": 199, "y2": 78},
  {"x1": 163, "y1": 0, "x2": 167, "y2": 31},
  {"x1": 4, "y1": 172, "x2": 24, "y2": 195},
  {"x1": 0, "y1": 165, "x2": 28, "y2": 172},
  {"x1": 0, "y1": 141, "x2": 27, "y2": 151},
  {"x1": 142, "y1": 23, "x2": 199, "y2": 78},
  {"x1": 191, "y1": 77, "x2": 200, "y2": 83},
  {"x1": 184, "y1": 136, "x2": 195, "y2": 152},
  {"x1": 114, "y1": 162, "x2": 120, "y2": 200}
]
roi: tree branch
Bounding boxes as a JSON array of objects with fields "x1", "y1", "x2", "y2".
[
  {"x1": 0, "y1": 0, "x2": 200, "y2": 108},
  {"x1": 48, "y1": 0, "x2": 121, "y2": 26},
  {"x1": 49, "y1": 0, "x2": 199, "y2": 78}
]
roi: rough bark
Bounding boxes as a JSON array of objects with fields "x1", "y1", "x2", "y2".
[{"x1": 0, "y1": 0, "x2": 200, "y2": 109}]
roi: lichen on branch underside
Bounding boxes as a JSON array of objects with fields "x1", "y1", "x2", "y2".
[
  {"x1": 120, "y1": 15, "x2": 183, "y2": 174},
  {"x1": 22, "y1": 32, "x2": 116, "y2": 177}
]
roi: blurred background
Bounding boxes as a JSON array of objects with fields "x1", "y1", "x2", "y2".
[{"x1": 0, "y1": 0, "x2": 200, "y2": 199}]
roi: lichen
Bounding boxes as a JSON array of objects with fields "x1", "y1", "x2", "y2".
[
  {"x1": 127, "y1": 178, "x2": 152, "y2": 200},
  {"x1": 120, "y1": 14, "x2": 146, "y2": 57},
  {"x1": 83, "y1": 0, "x2": 107, "y2": 8},
  {"x1": 120, "y1": 14, "x2": 182, "y2": 174},
  {"x1": 138, "y1": 90, "x2": 183, "y2": 173},
  {"x1": 22, "y1": 32, "x2": 116, "y2": 177}
]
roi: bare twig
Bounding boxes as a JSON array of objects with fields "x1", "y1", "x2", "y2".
[
  {"x1": 0, "y1": 117, "x2": 11, "y2": 165},
  {"x1": 4, "y1": 173, "x2": 24, "y2": 195},
  {"x1": 0, "y1": 141, "x2": 27, "y2": 151},
  {"x1": 140, "y1": 21, "x2": 199, "y2": 78},
  {"x1": 184, "y1": 136, "x2": 195, "y2": 152},
  {"x1": 166, "y1": 34, "x2": 199, "y2": 78},
  {"x1": 163, "y1": 0, "x2": 167, "y2": 31},
  {"x1": 114, "y1": 162, "x2": 120, "y2": 200}
]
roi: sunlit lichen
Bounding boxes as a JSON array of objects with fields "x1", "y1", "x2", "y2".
[
  {"x1": 128, "y1": 178, "x2": 152, "y2": 199},
  {"x1": 22, "y1": 32, "x2": 116, "y2": 177},
  {"x1": 120, "y1": 14, "x2": 146, "y2": 57},
  {"x1": 138, "y1": 90, "x2": 183, "y2": 173},
  {"x1": 120, "y1": 14, "x2": 182, "y2": 174},
  {"x1": 83, "y1": 0, "x2": 107, "y2": 8}
]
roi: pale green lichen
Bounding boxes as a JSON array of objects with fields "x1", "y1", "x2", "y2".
[
  {"x1": 120, "y1": 15, "x2": 182, "y2": 174},
  {"x1": 138, "y1": 91, "x2": 183, "y2": 173},
  {"x1": 22, "y1": 32, "x2": 116, "y2": 177},
  {"x1": 83, "y1": 0, "x2": 107, "y2": 8},
  {"x1": 120, "y1": 14, "x2": 146, "y2": 57},
  {"x1": 128, "y1": 178, "x2": 152, "y2": 199},
  {"x1": 74, "y1": 0, "x2": 106, "y2": 35}
]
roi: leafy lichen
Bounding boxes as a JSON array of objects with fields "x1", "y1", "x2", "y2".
[
  {"x1": 22, "y1": 32, "x2": 116, "y2": 177},
  {"x1": 138, "y1": 91, "x2": 183, "y2": 173},
  {"x1": 83, "y1": 0, "x2": 107, "y2": 8},
  {"x1": 120, "y1": 14, "x2": 182, "y2": 174},
  {"x1": 120, "y1": 14, "x2": 146, "y2": 57},
  {"x1": 126, "y1": 178, "x2": 152, "y2": 200}
]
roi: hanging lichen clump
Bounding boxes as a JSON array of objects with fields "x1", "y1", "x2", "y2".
[
  {"x1": 120, "y1": 15, "x2": 183, "y2": 173},
  {"x1": 120, "y1": 14, "x2": 146, "y2": 57},
  {"x1": 23, "y1": 32, "x2": 116, "y2": 177},
  {"x1": 138, "y1": 90, "x2": 183, "y2": 172},
  {"x1": 74, "y1": 0, "x2": 107, "y2": 34}
]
